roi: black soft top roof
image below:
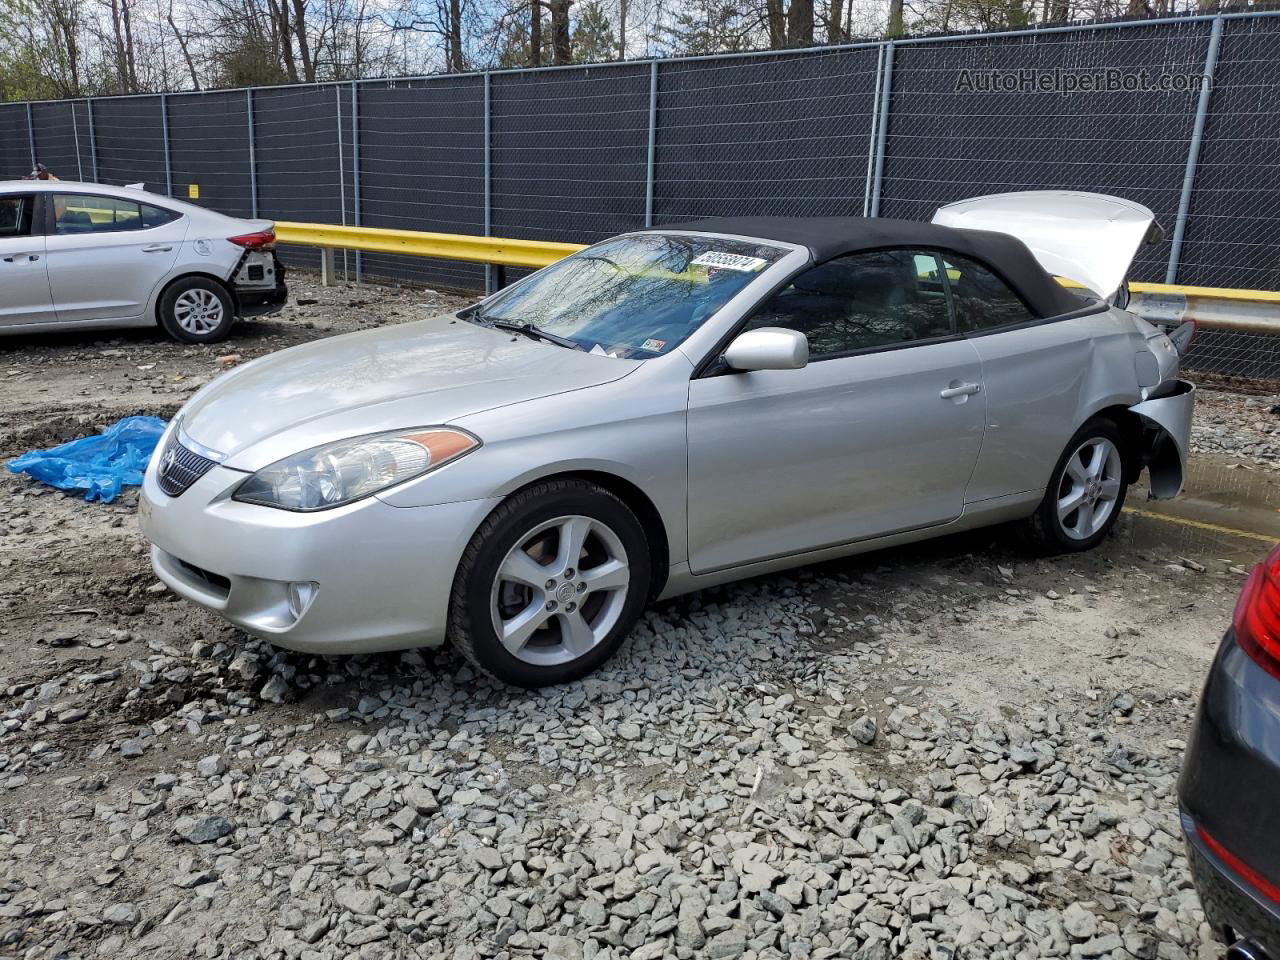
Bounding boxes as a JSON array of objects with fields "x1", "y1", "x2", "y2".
[{"x1": 665, "y1": 215, "x2": 1087, "y2": 319}]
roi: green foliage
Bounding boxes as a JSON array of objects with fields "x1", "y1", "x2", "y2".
[{"x1": 573, "y1": 0, "x2": 618, "y2": 61}]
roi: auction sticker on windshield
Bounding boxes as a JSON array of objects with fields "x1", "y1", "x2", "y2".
[{"x1": 692, "y1": 251, "x2": 768, "y2": 272}]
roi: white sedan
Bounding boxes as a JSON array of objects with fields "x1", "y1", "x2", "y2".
[{"x1": 0, "y1": 180, "x2": 286, "y2": 343}]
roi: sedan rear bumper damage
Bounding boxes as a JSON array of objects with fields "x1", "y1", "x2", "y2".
[{"x1": 1130, "y1": 378, "x2": 1195, "y2": 499}]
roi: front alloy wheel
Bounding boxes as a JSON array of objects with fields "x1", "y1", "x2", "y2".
[
  {"x1": 450, "y1": 479, "x2": 651, "y2": 687},
  {"x1": 490, "y1": 515, "x2": 631, "y2": 666}
]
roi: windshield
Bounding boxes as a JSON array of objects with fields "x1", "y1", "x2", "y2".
[{"x1": 469, "y1": 233, "x2": 788, "y2": 358}]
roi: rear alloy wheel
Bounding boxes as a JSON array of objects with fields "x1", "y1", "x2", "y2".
[
  {"x1": 158, "y1": 277, "x2": 235, "y2": 344},
  {"x1": 1020, "y1": 417, "x2": 1129, "y2": 553},
  {"x1": 450, "y1": 480, "x2": 651, "y2": 687}
]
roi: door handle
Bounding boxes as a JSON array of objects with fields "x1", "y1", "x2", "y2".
[
  {"x1": 2, "y1": 254, "x2": 38, "y2": 263},
  {"x1": 142, "y1": 244, "x2": 173, "y2": 253},
  {"x1": 940, "y1": 382, "x2": 982, "y2": 399}
]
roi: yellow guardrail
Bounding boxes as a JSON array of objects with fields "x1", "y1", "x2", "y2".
[
  {"x1": 274, "y1": 221, "x2": 585, "y2": 269},
  {"x1": 275, "y1": 220, "x2": 1280, "y2": 334}
]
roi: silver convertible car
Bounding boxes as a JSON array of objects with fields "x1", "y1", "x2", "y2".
[{"x1": 139, "y1": 191, "x2": 1195, "y2": 687}]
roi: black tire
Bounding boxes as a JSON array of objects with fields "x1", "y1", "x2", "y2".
[
  {"x1": 1018, "y1": 416, "x2": 1130, "y2": 554},
  {"x1": 157, "y1": 276, "x2": 236, "y2": 344},
  {"x1": 449, "y1": 479, "x2": 651, "y2": 688}
]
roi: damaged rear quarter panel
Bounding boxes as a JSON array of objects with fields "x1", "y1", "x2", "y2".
[{"x1": 964, "y1": 307, "x2": 1144, "y2": 504}]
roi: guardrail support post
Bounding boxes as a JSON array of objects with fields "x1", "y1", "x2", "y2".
[
  {"x1": 869, "y1": 41, "x2": 894, "y2": 219},
  {"x1": 247, "y1": 89, "x2": 259, "y2": 218},
  {"x1": 1166, "y1": 14, "x2": 1223, "y2": 285},
  {"x1": 161, "y1": 93, "x2": 173, "y2": 197},
  {"x1": 484, "y1": 73, "x2": 494, "y2": 295},
  {"x1": 25, "y1": 102, "x2": 35, "y2": 170},
  {"x1": 320, "y1": 248, "x2": 336, "y2": 286},
  {"x1": 351, "y1": 81, "x2": 362, "y2": 284},
  {"x1": 645, "y1": 60, "x2": 658, "y2": 228}
]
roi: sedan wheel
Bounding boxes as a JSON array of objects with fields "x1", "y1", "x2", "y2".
[
  {"x1": 451, "y1": 479, "x2": 651, "y2": 687},
  {"x1": 158, "y1": 277, "x2": 235, "y2": 344},
  {"x1": 1056, "y1": 437, "x2": 1123, "y2": 540},
  {"x1": 172, "y1": 288, "x2": 226, "y2": 336}
]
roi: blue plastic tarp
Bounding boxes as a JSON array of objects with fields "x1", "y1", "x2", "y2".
[{"x1": 7, "y1": 415, "x2": 168, "y2": 503}]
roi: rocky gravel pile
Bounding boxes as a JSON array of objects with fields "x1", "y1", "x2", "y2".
[
  {"x1": 1191, "y1": 389, "x2": 1280, "y2": 465},
  {"x1": 0, "y1": 539, "x2": 1235, "y2": 960}
]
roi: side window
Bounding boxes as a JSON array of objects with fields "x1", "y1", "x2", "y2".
[
  {"x1": 52, "y1": 194, "x2": 152, "y2": 235},
  {"x1": 942, "y1": 253, "x2": 1036, "y2": 332},
  {"x1": 140, "y1": 204, "x2": 179, "y2": 229},
  {"x1": 745, "y1": 249, "x2": 954, "y2": 359},
  {"x1": 0, "y1": 195, "x2": 35, "y2": 238}
]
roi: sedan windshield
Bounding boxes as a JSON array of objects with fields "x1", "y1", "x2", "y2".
[{"x1": 469, "y1": 233, "x2": 788, "y2": 359}]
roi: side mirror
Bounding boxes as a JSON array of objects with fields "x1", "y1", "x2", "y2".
[{"x1": 723, "y1": 327, "x2": 809, "y2": 372}]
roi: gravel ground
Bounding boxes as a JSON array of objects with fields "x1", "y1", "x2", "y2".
[{"x1": 0, "y1": 276, "x2": 1272, "y2": 960}]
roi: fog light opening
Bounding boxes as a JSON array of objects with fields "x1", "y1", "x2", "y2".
[{"x1": 287, "y1": 581, "x2": 319, "y2": 620}]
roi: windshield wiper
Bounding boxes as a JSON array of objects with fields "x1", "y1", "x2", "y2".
[{"x1": 481, "y1": 317, "x2": 584, "y2": 351}]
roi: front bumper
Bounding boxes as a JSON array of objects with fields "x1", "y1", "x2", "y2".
[
  {"x1": 138, "y1": 459, "x2": 499, "y2": 655},
  {"x1": 1180, "y1": 628, "x2": 1280, "y2": 954}
]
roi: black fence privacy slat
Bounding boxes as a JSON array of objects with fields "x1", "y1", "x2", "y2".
[
  {"x1": 251, "y1": 84, "x2": 346, "y2": 271},
  {"x1": 3, "y1": 10, "x2": 1280, "y2": 304},
  {"x1": 168, "y1": 91, "x2": 254, "y2": 220},
  {"x1": 880, "y1": 21, "x2": 1213, "y2": 284},
  {"x1": 493, "y1": 65, "x2": 650, "y2": 243},
  {"x1": 655, "y1": 48, "x2": 881, "y2": 223},
  {"x1": 0, "y1": 103, "x2": 28, "y2": 176},
  {"x1": 358, "y1": 76, "x2": 487, "y2": 290},
  {"x1": 1176, "y1": 15, "x2": 1280, "y2": 292},
  {"x1": 89, "y1": 96, "x2": 167, "y2": 190},
  {"x1": 31, "y1": 101, "x2": 91, "y2": 182}
]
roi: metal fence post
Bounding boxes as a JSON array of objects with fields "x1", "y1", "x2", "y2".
[
  {"x1": 86, "y1": 99, "x2": 98, "y2": 182},
  {"x1": 869, "y1": 41, "x2": 895, "y2": 219},
  {"x1": 336, "y1": 84, "x2": 349, "y2": 282},
  {"x1": 246, "y1": 89, "x2": 258, "y2": 218},
  {"x1": 71, "y1": 101, "x2": 84, "y2": 181},
  {"x1": 160, "y1": 93, "x2": 173, "y2": 197},
  {"x1": 863, "y1": 43, "x2": 886, "y2": 217},
  {"x1": 645, "y1": 60, "x2": 658, "y2": 228},
  {"x1": 351, "y1": 81, "x2": 362, "y2": 284},
  {"x1": 1166, "y1": 14, "x2": 1224, "y2": 284},
  {"x1": 484, "y1": 72, "x2": 494, "y2": 295},
  {"x1": 25, "y1": 102, "x2": 35, "y2": 169}
]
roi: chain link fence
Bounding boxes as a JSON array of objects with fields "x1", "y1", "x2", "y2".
[{"x1": 2, "y1": 10, "x2": 1279, "y2": 377}]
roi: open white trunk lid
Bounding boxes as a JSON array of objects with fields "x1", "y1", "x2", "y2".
[{"x1": 931, "y1": 190, "x2": 1163, "y2": 301}]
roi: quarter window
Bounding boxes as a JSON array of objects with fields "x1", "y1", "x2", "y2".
[
  {"x1": 942, "y1": 254, "x2": 1035, "y2": 332},
  {"x1": 52, "y1": 194, "x2": 178, "y2": 235},
  {"x1": 0, "y1": 195, "x2": 35, "y2": 238},
  {"x1": 745, "y1": 249, "x2": 954, "y2": 359}
]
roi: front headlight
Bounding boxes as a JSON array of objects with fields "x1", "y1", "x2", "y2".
[{"x1": 233, "y1": 427, "x2": 479, "y2": 511}]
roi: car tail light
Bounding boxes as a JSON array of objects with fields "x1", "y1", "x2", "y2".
[
  {"x1": 1233, "y1": 544, "x2": 1280, "y2": 681},
  {"x1": 1198, "y1": 824, "x2": 1280, "y2": 905},
  {"x1": 228, "y1": 229, "x2": 276, "y2": 250}
]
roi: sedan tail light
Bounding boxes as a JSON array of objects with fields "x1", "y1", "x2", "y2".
[
  {"x1": 228, "y1": 229, "x2": 276, "y2": 250},
  {"x1": 1233, "y1": 543, "x2": 1280, "y2": 680}
]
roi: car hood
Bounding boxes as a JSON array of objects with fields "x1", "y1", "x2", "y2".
[
  {"x1": 931, "y1": 191, "x2": 1163, "y2": 301},
  {"x1": 180, "y1": 315, "x2": 639, "y2": 470}
]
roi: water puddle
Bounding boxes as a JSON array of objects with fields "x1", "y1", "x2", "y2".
[{"x1": 1117, "y1": 456, "x2": 1280, "y2": 566}]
